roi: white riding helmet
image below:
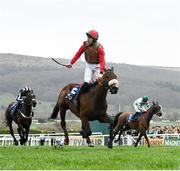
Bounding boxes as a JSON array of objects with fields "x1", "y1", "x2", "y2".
[{"x1": 25, "y1": 86, "x2": 32, "y2": 92}]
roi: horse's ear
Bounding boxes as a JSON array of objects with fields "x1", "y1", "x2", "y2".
[
  {"x1": 156, "y1": 101, "x2": 158, "y2": 105},
  {"x1": 152, "y1": 101, "x2": 155, "y2": 105},
  {"x1": 111, "y1": 66, "x2": 114, "y2": 72}
]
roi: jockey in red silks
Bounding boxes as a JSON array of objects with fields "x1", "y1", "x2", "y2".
[{"x1": 65, "y1": 30, "x2": 106, "y2": 101}]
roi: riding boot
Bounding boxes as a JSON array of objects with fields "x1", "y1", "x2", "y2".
[{"x1": 75, "y1": 82, "x2": 91, "y2": 103}]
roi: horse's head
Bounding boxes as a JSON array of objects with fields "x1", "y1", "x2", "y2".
[
  {"x1": 25, "y1": 92, "x2": 37, "y2": 107},
  {"x1": 101, "y1": 67, "x2": 119, "y2": 94},
  {"x1": 151, "y1": 101, "x2": 162, "y2": 117}
]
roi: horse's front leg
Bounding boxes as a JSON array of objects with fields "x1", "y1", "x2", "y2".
[
  {"x1": 134, "y1": 132, "x2": 143, "y2": 147},
  {"x1": 80, "y1": 115, "x2": 93, "y2": 146},
  {"x1": 80, "y1": 124, "x2": 93, "y2": 147},
  {"x1": 24, "y1": 126, "x2": 30, "y2": 144},
  {"x1": 98, "y1": 114, "x2": 113, "y2": 148},
  {"x1": 17, "y1": 127, "x2": 23, "y2": 145},
  {"x1": 17, "y1": 124, "x2": 26, "y2": 145},
  {"x1": 86, "y1": 136, "x2": 94, "y2": 147},
  {"x1": 144, "y1": 133, "x2": 150, "y2": 147}
]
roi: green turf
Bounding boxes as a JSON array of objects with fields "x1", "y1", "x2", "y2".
[{"x1": 0, "y1": 146, "x2": 179, "y2": 170}]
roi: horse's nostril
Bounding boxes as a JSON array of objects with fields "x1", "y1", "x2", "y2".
[{"x1": 110, "y1": 87, "x2": 118, "y2": 94}]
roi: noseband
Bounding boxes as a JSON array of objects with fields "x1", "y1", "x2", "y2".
[
  {"x1": 108, "y1": 79, "x2": 119, "y2": 88},
  {"x1": 19, "y1": 95, "x2": 36, "y2": 119},
  {"x1": 97, "y1": 77, "x2": 119, "y2": 89}
]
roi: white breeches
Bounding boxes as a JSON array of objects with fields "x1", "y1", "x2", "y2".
[
  {"x1": 134, "y1": 105, "x2": 142, "y2": 113},
  {"x1": 84, "y1": 63, "x2": 100, "y2": 83}
]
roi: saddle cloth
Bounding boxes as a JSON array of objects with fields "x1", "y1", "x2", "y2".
[
  {"x1": 68, "y1": 85, "x2": 81, "y2": 98},
  {"x1": 128, "y1": 112, "x2": 143, "y2": 122},
  {"x1": 9, "y1": 103, "x2": 18, "y2": 117},
  {"x1": 128, "y1": 113, "x2": 134, "y2": 121}
]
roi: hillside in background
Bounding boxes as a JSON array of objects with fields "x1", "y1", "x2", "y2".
[{"x1": 0, "y1": 53, "x2": 180, "y2": 121}]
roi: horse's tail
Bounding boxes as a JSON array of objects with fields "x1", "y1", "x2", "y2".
[
  {"x1": 5, "y1": 110, "x2": 8, "y2": 127},
  {"x1": 4, "y1": 105, "x2": 11, "y2": 127},
  {"x1": 49, "y1": 102, "x2": 59, "y2": 119},
  {"x1": 112, "y1": 112, "x2": 123, "y2": 129}
]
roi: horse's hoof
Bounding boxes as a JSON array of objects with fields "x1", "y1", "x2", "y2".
[
  {"x1": 19, "y1": 139, "x2": 24, "y2": 145},
  {"x1": 64, "y1": 142, "x2": 69, "y2": 145},
  {"x1": 88, "y1": 143, "x2": 94, "y2": 147},
  {"x1": 108, "y1": 141, "x2": 113, "y2": 149},
  {"x1": 108, "y1": 145, "x2": 113, "y2": 149},
  {"x1": 64, "y1": 139, "x2": 69, "y2": 145},
  {"x1": 14, "y1": 141, "x2": 19, "y2": 146}
]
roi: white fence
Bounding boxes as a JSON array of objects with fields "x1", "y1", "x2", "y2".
[{"x1": 0, "y1": 133, "x2": 180, "y2": 146}]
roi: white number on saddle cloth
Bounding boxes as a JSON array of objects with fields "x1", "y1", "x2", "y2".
[{"x1": 70, "y1": 86, "x2": 80, "y2": 95}]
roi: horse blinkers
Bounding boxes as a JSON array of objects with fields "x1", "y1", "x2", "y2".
[
  {"x1": 102, "y1": 68, "x2": 119, "y2": 94},
  {"x1": 26, "y1": 93, "x2": 37, "y2": 107},
  {"x1": 32, "y1": 98, "x2": 37, "y2": 107}
]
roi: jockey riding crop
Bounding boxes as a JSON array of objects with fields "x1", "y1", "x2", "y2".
[{"x1": 51, "y1": 58, "x2": 69, "y2": 67}]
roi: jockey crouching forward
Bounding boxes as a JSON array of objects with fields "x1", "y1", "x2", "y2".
[
  {"x1": 128, "y1": 96, "x2": 150, "y2": 122},
  {"x1": 12, "y1": 86, "x2": 33, "y2": 116},
  {"x1": 65, "y1": 30, "x2": 105, "y2": 102}
]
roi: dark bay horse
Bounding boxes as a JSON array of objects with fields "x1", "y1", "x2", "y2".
[
  {"x1": 5, "y1": 92, "x2": 37, "y2": 145},
  {"x1": 112, "y1": 101, "x2": 162, "y2": 147},
  {"x1": 50, "y1": 67, "x2": 119, "y2": 148}
]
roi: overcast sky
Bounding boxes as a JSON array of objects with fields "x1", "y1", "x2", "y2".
[{"x1": 0, "y1": 0, "x2": 179, "y2": 67}]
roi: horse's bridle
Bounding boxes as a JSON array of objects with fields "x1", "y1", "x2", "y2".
[
  {"x1": 97, "y1": 76, "x2": 119, "y2": 90},
  {"x1": 149, "y1": 103, "x2": 162, "y2": 117},
  {"x1": 19, "y1": 93, "x2": 36, "y2": 119}
]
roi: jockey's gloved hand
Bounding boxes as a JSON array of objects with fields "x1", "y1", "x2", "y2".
[
  {"x1": 98, "y1": 72, "x2": 103, "y2": 78},
  {"x1": 66, "y1": 63, "x2": 72, "y2": 68}
]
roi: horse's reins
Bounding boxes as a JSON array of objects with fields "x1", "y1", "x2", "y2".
[{"x1": 97, "y1": 78, "x2": 103, "y2": 86}]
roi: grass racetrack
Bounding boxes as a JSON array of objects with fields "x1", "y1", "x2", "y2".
[{"x1": 0, "y1": 146, "x2": 179, "y2": 170}]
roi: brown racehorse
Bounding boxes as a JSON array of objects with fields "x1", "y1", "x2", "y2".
[
  {"x1": 50, "y1": 67, "x2": 119, "y2": 148},
  {"x1": 112, "y1": 101, "x2": 162, "y2": 147},
  {"x1": 5, "y1": 92, "x2": 37, "y2": 145}
]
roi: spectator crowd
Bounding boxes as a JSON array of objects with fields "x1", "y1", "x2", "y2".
[{"x1": 147, "y1": 125, "x2": 180, "y2": 134}]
